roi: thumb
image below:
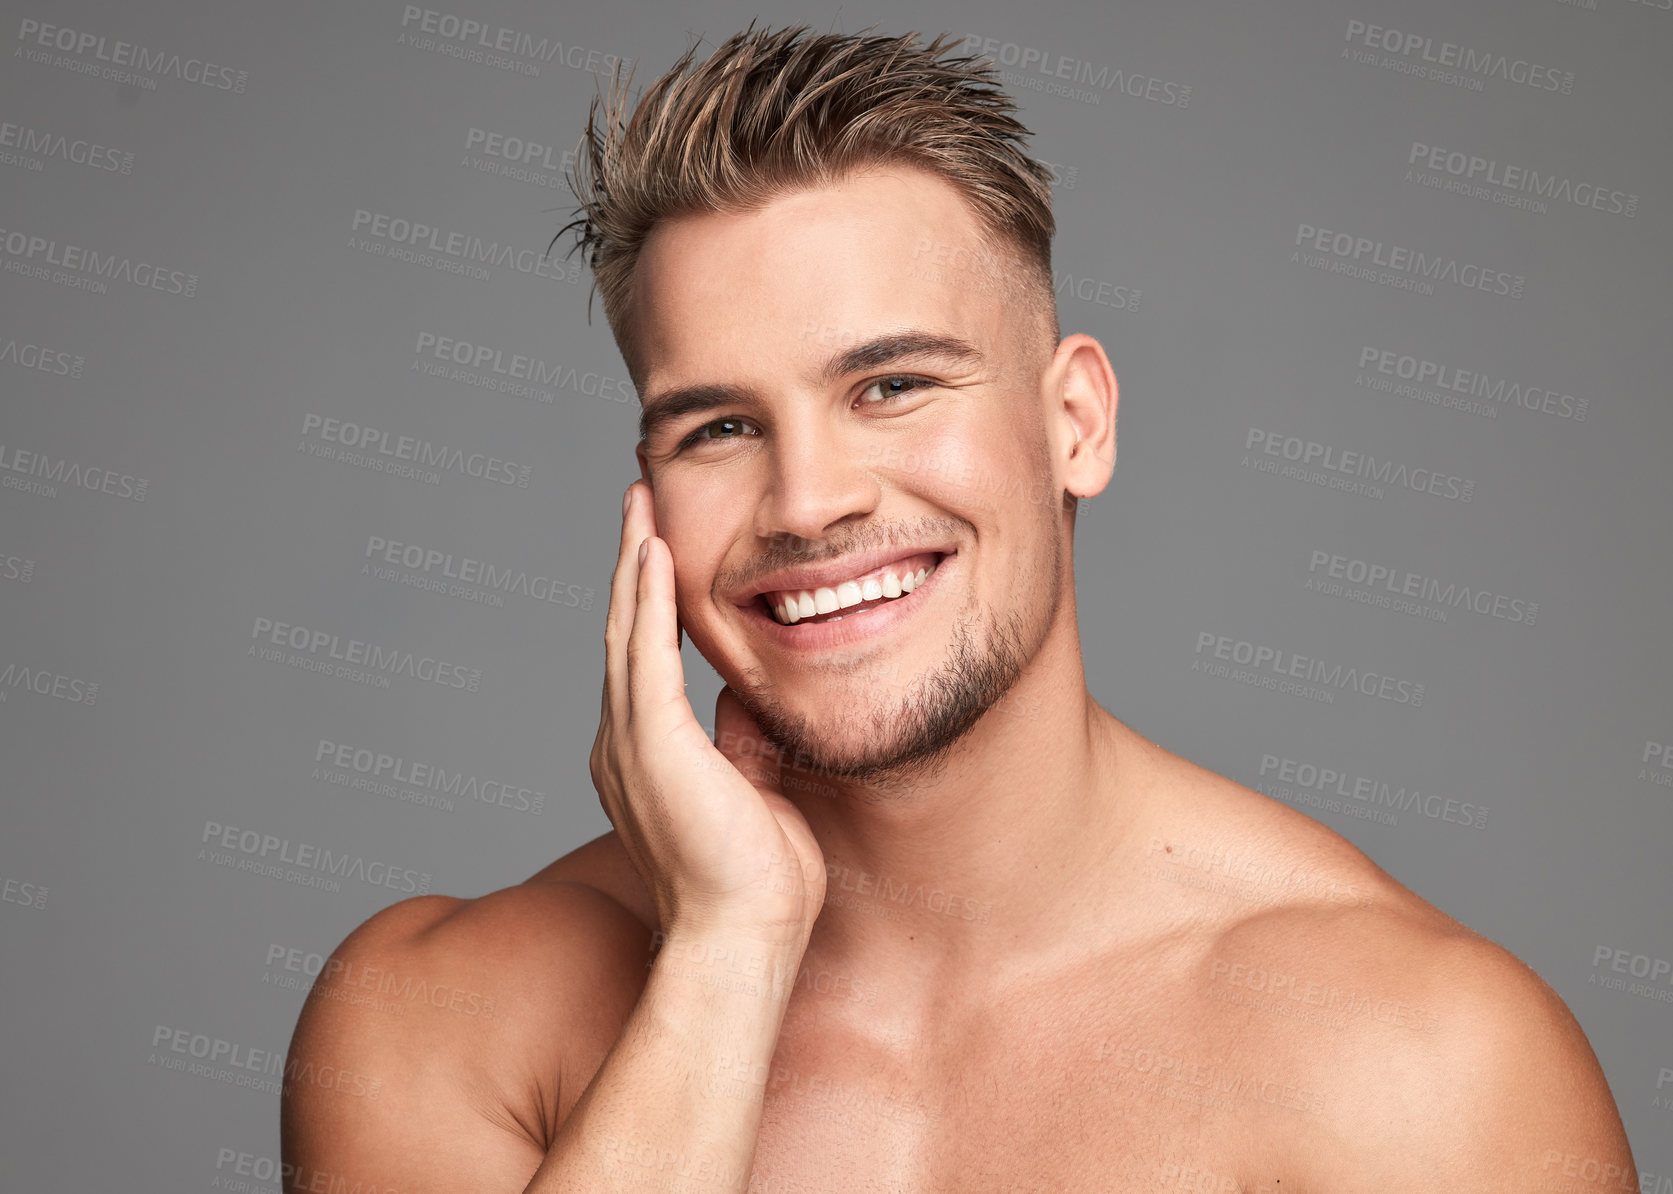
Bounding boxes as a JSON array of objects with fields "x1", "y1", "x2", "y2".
[{"x1": 713, "y1": 686, "x2": 784, "y2": 796}]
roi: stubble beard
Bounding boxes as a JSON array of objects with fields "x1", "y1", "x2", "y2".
[{"x1": 728, "y1": 526, "x2": 1064, "y2": 797}]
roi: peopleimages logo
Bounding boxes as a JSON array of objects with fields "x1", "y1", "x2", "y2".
[
  {"x1": 363, "y1": 533, "x2": 595, "y2": 610},
  {"x1": 1257, "y1": 754, "x2": 1489, "y2": 829},
  {"x1": 1293, "y1": 223, "x2": 1524, "y2": 298},
  {"x1": 0, "y1": 552, "x2": 36, "y2": 584},
  {"x1": 1643, "y1": 740, "x2": 1673, "y2": 789},
  {"x1": 1039, "y1": 159, "x2": 1080, "y2": 190},
  {"x1": 0, "y1": 117, "x2": 134, "y2": 174},
  {"x1": 397, "y1": 7, "x2": 629, "y2": 78},
  {"x1": 2, "y1": 874, "x2": 48, "y2": 909},
  {"x1": 198, "y1": 819, "x2": 433, "y2": 895},
  {"x1": 0, "y1": 336, "x2": 85, "y2": 378},
  {"x1": 0, "y1": 660, "x2": 98, "y2": 704},
  {"x1": 459, "y1": 126, "x2": 579, "y2": 191},
  {"x1": 1306, "y1": 549, "x2": 1537, "y2": 626},
  {"x1": 1342, "y1": 20, "x2": 1574, "y2": 93},
  {"x1": 350, "y1": 209, "x2": 583, "y2": 285},
  {"x1": 1588, "y1": 945, "x2": 1673, "y2": 1007},
  {"x1": 1193, "y1": 631, "x2": 1424, "y2": 706},
  {"x1": 1053, "y1": 269, "x2": 1141, "y2": 312},
  {"x1": 1244, "y1": 428, "x2": 1474, "y2": 503},
  {"x1": 464, "y1": 126, "x2": 574, "y2": 171},
  {"x1": 248, "y1": 616, "x2": 483, "y2": 693},
  {"x1": 298, "y1": 412, "x2": 530, "y2": 487},
  {"x1": 211, "y1": 1149, "x2": 414, "y2": 1194},
  {"x1": 0, "y1": 439, "x2": 147, "y2": 502},
  {"x1": 414, "y1": 331, "x2": 636, "y2": 407},
  {"x1": 314, "y1": 738, "x2": 546, "y2": 814},
  {"x1": 0, "y1": 224, "x2": 198, "y2": 297},
  {"x1": 148, "y1": 1025, "x2": 284, "y2": 1094},
  {"x1": 14, "y1": 18, "x2": 250, "y2": 93},
  {"x1": 1356, "y1": 345, "x2": 1588, "y2": 422},
  {"x1": 957, "y1": 33, "x2": 1191, "y2": 107},
  {"x1": 1406, "y1": 142, "x2": 1637, "y2": 218}
]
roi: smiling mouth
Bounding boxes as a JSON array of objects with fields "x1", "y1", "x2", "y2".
[{"x1": 757, "y1": 552, "x2": 948, "y2": 626}]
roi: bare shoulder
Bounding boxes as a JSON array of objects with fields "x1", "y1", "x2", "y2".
[
  {"x1": 1178, "y1": 769, "x2": 1636, "y2": 1189},
  {"x1": 281, "y1": 840, "x2": 655, "y2": 1193}
]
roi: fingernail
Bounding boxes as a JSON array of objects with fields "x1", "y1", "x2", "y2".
[
  {"x1": 638, "y1": 539, "x2": 649, "y2": 566},
  {"x1": 623, "y1": 483, "x2": 635, "y2": 515}
]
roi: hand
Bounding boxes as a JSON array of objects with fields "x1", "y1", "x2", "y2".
[{"x1": 589, "y1": 480, "x2": 828, "y2": 945}]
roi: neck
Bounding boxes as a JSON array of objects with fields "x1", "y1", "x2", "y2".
[{"x1": 782, "y1": 591, "x2": 1158, "y2": 995}]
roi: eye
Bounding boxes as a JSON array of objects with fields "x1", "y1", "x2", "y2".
[
  {"x1": 671, "y1": 375, "x2": 935, "y2": 454},
  {"x1": 676, "y1": 416, "x2": 760, "y2": 452},
  {"x1": 860, "y1": 375, "x2": 933, "y2": 405}
]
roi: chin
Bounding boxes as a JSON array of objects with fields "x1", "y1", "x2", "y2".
[
  {"x1": 733, "y1": 683, "x2": 915, "y2": 780},
  {"x1": 725, "y1": 602, "x2": 1035, "y2": 792}
]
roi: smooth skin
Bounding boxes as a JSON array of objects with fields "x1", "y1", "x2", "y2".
[{"x1": 282, "y1": 163, "x2": 1638, "y2": 1193}]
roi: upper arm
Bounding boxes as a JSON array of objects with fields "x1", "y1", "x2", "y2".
[
  {"x1": 280, "y1": 884, "x2": 653, "y2": 1194},
  {"x1": 1378, "y1": 937, "x2": 1637, "y2": 1192}
]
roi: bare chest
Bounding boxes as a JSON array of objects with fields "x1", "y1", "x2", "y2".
[{"x1": 737, "y1": 970, "x2": 1333, "y2": 1194}]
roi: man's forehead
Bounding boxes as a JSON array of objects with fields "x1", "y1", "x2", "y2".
[{"x1": 636, "y1": 180, "x2": 1013, "y2": 379}]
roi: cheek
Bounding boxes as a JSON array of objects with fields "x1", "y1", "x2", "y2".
[
  {"x1": 887, "y1": 421, "x2": 1027, "y2": 514},
  {"x1": 880, "y1": 424, "x2": 974, "y2": 487},
  {"x1": 650, "y1": 482, "x2": 710, "y2": 553},
  {"x1": 664, "y1": 549, "x2": 713, "y2": 614},
  {"x1": 652, "y1": 511, "x2": 727, "y2": 615}
]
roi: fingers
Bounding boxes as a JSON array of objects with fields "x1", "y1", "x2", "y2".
[
  {"x1": 607, "y1": 480, "x2": 672, "y2": 721},
  {"x1": 626, "y1": 533, "x2": 687, "y2": 723},
  {"x1": 604, "y1": 483, "x2": 646, "y2": 722},
  {"x1": 713, "y1": 686, "x2": 784, "y2": 796},
  {"x1": 615, "y1": 482, "x2": 685, "y2": 728}
]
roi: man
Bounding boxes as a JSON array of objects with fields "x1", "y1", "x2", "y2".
[{"x1": 282, "y1": 23, "x2": 1638, "y2": 1193}]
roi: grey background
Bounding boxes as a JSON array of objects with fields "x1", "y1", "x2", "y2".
[{"x1": 1, "y1": 0, "x2": 1670, "y2": 1186}]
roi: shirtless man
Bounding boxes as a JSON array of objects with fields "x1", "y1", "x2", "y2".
[{"x1": 281, "y1": 24, "x2": 1638, "y2": 1194}]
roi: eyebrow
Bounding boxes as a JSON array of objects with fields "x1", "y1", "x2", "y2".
[{"x1": 637, "y1": 329, "x2": 986, "y2": 443}]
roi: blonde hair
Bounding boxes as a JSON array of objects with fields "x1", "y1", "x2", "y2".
[{"x1": 556, "y1": 21, "x2": 1059, "y2": 383}]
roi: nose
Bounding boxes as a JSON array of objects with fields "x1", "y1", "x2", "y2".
[{"x1": 752, "y1": 413, "x2": 881, "y2": 548}]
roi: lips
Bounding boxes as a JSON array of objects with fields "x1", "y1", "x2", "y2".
[
  {"x1": 739, "y1": 546, "x2": 955, "y2": 608},
  {"x1": 741, "y1": 548, "x2": 954, "y2": 648},
  {"x1": 761, "y1": 552, "x2": 946, "y2": 625}
]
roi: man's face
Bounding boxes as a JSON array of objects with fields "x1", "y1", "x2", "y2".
[{"x1": 632, "y1": 163, "x2": 1069, "y2": 788}]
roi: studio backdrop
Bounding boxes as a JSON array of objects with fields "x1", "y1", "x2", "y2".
[{"x1": 1, "y1": 0, "x2": 1670, "y2": 1187}]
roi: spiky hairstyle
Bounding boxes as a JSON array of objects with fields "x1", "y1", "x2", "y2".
[{"x1": 555, "y1": 22, "x2": 1059, "y2": 384}]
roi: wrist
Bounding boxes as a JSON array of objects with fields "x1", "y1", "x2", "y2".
[
  {"x1": 649, "y1": 923, "x2": 809, "y2": 1004},
  {"x1": 658, "y1": 912, "x2": 812, "y2": 957}
]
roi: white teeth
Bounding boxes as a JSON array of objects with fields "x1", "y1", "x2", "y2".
[{"x1": 766, "y1": 557, "x2": 943, "y2": 625}]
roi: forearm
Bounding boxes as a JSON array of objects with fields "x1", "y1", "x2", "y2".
[{"x1": 523, "y1": 927, "x2": 806, "y2": 1194}]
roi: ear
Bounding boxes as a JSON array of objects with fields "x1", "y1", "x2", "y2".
[{"x1": 1047, "y1": 333, "x2": 1118, "y2": 500}]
